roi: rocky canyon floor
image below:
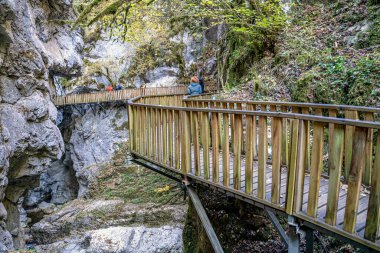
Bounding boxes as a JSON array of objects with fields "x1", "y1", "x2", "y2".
[{"x1": 17, "y1": 159, "x2": 186, "y2": 253}]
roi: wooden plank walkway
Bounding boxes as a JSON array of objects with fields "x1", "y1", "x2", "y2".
[
  {"x1": 53, "y1": 86, "x2": 216, "y2": 106},
  {"x1": 188, "y1": 147, "x2": 371, "y2": 238}
]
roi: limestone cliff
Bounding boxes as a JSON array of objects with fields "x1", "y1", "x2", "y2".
[{"x1": 0, "y1": 0, "x2": 83, "y2": 250}]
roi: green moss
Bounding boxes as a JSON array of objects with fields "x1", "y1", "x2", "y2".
[
  {"x1": 367, "y1": 6, "x2": 380, "y2": 46},
  {"x1": 88, "y1": 164, "x2": 182, "y2": 205},
  {"x1": 124, "y1": 40, "x2": 185, "y2": 81}
]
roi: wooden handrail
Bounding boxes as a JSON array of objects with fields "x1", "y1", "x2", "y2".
[{"x1": 183, "y1": 98, "x2": 380, "y2": 114}]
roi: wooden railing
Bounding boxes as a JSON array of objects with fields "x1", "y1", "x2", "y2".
[
  {"x1": 128, "y1": 94, "x2": 380, "y2": 251},
  {"x1": 183, "y1": 97, "x2": 380, "y2": 186},
  {"x1": 53, "y1": 86, "x2": 216, "y2": 106}
]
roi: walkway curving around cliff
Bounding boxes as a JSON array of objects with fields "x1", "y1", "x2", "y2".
[{"x1": 56, "y1": 87, "x2": 380, "y2": 252}]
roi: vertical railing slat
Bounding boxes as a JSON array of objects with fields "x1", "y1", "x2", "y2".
[
  {"x1": 222, "y1": 105, "x2": 230, "y2": 187},
  {"x1": 343, "y1": 127, "x2": 368, "y2": 233},
  {"x1": 363, "y1": 112, "x2": 374, "y2": 185},
  {"x1": 181, "y1": 111, "x2": 191, "y2": 173},
  {"x1": 344, "y1": 110, "x2": 359, "y2": 179},
  {"x1": 245, "y1": 104, "x2": 254, "y2": 194},
  {"x1": 364, "y1": 132, "x2": 380, "y2": 241},
  {"x1": 163, "y1": 109, "x2": 168, "y2": 165},
  {"x1": 258, "y1": 115, "x2": 268, "y2": 199},
  {"x1": 293, "y1": 119, "x2": 307, "y2": 213},
  {"x1": 307, "y1": 109, "x2": 325, "y2": 217},
  {"x1": 212, "y1": 110, "x2": 220, "y2": 183},
  {"x1": 168, "y1": 109, "x2": 173, "y2": 167},
  {"x1": 271, "y1": 116, "x2": 282, "y2": 204},
  {"x1": 202, "y1": 111, "x2": 210, "y2": 180},
  {"x1": 174, "y1": 110, "x2": 181, "y2": 170},
  {"x1": 286, "y1": 120, "x2": 299, "y2": 214},
  {"x1": 194, "y1": 110, "x2": 200, "y2": 176},
  {"x1": 325, "y1": 124, "x2": 345, "y2": 225},
  {"x1": 233, "y1": 112, "x2": 242, "y2": 190}
]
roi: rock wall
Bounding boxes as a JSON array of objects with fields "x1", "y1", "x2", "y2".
[
  {"x1": 59, "y1": 103, "x2": 129, "y2": 197},
  {"x1": 0, "y1": 0, "x2": 83, "y2": 250}
]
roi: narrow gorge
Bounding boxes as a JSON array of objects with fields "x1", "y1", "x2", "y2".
[{"x1": 1, "y1": 0, "x2": 379, "y2": 252}]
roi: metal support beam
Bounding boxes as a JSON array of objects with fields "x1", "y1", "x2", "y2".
[
  {"x1": 305, "y1": 227, "x2": 314, "y2": 253},
  {"x1": 132, "y1": 158, "x2": 181, "y2": 182},
  {"x1": 266, "y1": 210, "x2": 288, "y2": 248},
  {"x1": 187, "y1": 187, "x2": 224, "y2": 253},
  {"x1": 288, "y1": 216, "x2": 300, "y2": 253}
]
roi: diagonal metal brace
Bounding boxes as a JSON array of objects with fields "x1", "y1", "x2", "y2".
[
  {"x1": 266, "y1": 210, "x2": 289, "y2": 248},
  {"x1": 187, "y1": 187, "x2": 224, "y2": 253}
]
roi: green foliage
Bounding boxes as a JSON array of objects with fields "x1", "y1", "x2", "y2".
[
  {"x1": 174, "y1": 0, "x2": 287, "y2": 88},
  {"x1": 367, "y1": 6, "x2": 380, "y2": 46},
  {"x1": 242, "y1": 0, "x2": 380, "y2": 106},
  {"x1": 290, "y1": 54, "x2": 380, "y2": 106},
  {"x1": 124, "y1": 40, "x2": 185, "y2": 81},
  {"x1": 89, "y1": 164, "x2": 182, "y2": 205}
]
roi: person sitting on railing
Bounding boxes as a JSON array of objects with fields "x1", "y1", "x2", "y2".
[
  {"x1": 187, "y1": 76, "x2": 202, "y2": 95},
  {"x1": 106, "y1": 85, "x2": 113, "y2": 92}
]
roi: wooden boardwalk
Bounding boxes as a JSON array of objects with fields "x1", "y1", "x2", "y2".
[
  {"x1": 53, "y1": 86, "x2": 216, "y2": 106},
  {"x1": 55, "y1": 88, "x2": 380, "y2": 251}
]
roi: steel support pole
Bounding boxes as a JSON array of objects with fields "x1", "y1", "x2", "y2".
[
  {"x1": 288, "y1": 216, "x2": 300, "y2": 253},
  {"x1": 305, "y1": 228, "x2": 314, "y2": 253}
]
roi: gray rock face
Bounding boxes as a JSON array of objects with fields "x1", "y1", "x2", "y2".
[
  {"x1": 34, "y1": 226, "x2": 183, "y2": 253},
  {"x1": 35, "y1": 226, "x2": 183, "y2": 253},
  {"x1": 144, "y1": 67, "x2": 180, "y2": 87},
  {"x1": 0, "y1": 0, "x2": 83, "y2": 250},
  {"x1": 61, "y1": 104, "x2": 129, "y2": 197},
  {"x1": 31, "y1": 199, "x2": 185, "y2": 253}
]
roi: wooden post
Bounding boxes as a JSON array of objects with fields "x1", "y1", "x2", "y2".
[
  {"x1": 364, "y1": 132, "x2": 380, "y2": 241},
  {"x1": 163, "y1": 109, "x2": 168, "y2": 165},
  {"x1": 168, "y1": 110, "x2": 173, "y2": 166},
  {"x1": 328, "y1": 109, "x2": 338, "y2": 176},
  {"x1": 193, "y1": 111, "x2": 200, "y2": 176},
  {"x1": 258, "y1": 115, "x2": 268, "y2": 199},
  {"x1": 157, "y1": 109, "x2": 163, "y2": 163},
  {"x1": 174, "y1": 110, "x2": 181, "y2": 170},
  {"x1": 271, "y1": 117, "x2": 282, "y2": 204},
  {"x1": 222, "y1": 105, "x2": 230, "y2": 187},
  {"x1": 181, "y1": 111, "x2": 191, "y2": 173},
  {"x1": 233, "y1": 112, "x2": 243, "y2": 190},
  {"x1": 202, "y1": 111, "x2": 210, "y2": 180},
  {"x1": 307, "y1": 116, "x2": 324, "y2": 217},
  {"x1": 128, "y1": 104, "x2": 134, "y2": 152},
  {"x1": 293, "y1": 120, "x2": 307, "y2": 213},
  {"x1": 344, "y1": 110, "x2": 359, "y2": 180},
  {"x1": 325, "y1": 124, "x2": 345, "y2": 225},
  {"x1": 286, "y1": 120, "x2": 299, "y2": 214},
  {"x1": 152, "y1": 108, "x2": 157, "y2": 160},
  {"x1": 302, "y1": 107, "x2": 310, "y2": 172},
  {"x1": 343, "y1": 127, "x2": 368, "y2": 233},
  {"x1": 363, "y1": 112, "x2": 374, "y2": 185},
  {"x1": 245, "y1": 105, "x2": 255, "y2": 194},
  {"x1": 212, "y1": 111, "x2": 220, "y2": 183}
]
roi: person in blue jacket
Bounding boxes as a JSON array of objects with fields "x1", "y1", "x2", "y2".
[{"x1": 187, "y1": 76, "x2": 202, "y2": 95}]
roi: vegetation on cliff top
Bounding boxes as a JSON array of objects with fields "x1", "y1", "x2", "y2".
[
  {"x1": 72, "y1": 0, "x2": 380, "y2": 105},
  {"x1": 223, "y1": 0, "x2": 380, "y2": 106}
]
